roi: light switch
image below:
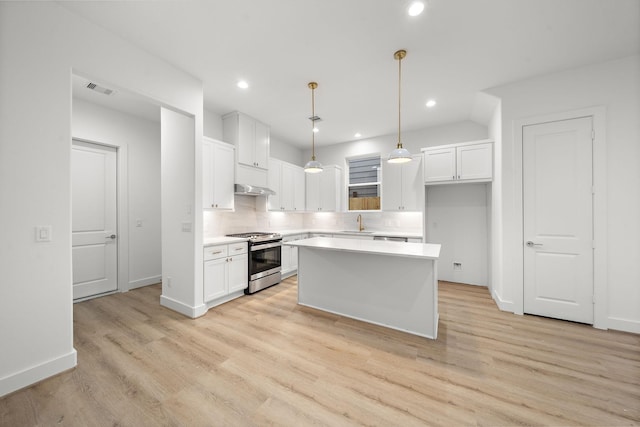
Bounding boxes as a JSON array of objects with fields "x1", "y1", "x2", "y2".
[
  {"x1": 181, "y1": 222, "x2": 192, "y2": 232},
  {"x1": 35, "y1": 225, "x2": 52, "y2": 242}
]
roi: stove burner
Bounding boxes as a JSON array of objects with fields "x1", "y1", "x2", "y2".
[{"x1": 226, "y1": 231, "x2": 282, "y2": 243}]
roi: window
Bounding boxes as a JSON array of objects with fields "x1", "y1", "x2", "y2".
[{"x1": 347, "y1": 155, "x2": 381, "y2": 211}]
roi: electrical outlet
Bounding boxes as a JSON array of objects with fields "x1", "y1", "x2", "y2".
[
  {"x1": 453, "y1": 262, "x2": 463, "y2": 271},
  {"x1": 35, "y1": 226, "x2": 52, "y2": 242},
  {"x1": 165, "y1": 277, "x2": 172, "y2": 288}
]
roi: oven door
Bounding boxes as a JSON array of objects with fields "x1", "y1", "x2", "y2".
[{"x1": 249, "y1": 240, "x2": 282, "y2": 280}]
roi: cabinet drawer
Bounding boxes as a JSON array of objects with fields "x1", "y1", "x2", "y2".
[
  {"x1": 228, "y1": 242, "x2": 248, "y2": 256},
  {"x1": 204, "y1": 245, "x2": 228, "y2": 261}
]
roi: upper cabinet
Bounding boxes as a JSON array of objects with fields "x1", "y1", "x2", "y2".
[
  {"x1": 223, "y1": 111, "x2": 270, "y2": 187},
  {"x1": 306, "y1": 165, "x2": 343, "y2": 212},
  {"x1": 268, "y1": 158, "x2": 305, "y2": 212},
  {"x1": 423, "y1": 140, "x2": 493, "y2": 184},
  {"x1": 202, "y1": 137, "x2": 235, "y2": 210},
  {"x1": 381, "y1": 154, "x2": 424, "y2": 211}
]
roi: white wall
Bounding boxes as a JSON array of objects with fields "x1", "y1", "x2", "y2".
[
  {"x1": 426, "y1": 184, "x2": 489, "y2": 286},
  {"x1": 72, "y1": 99, "x2": 161, "y2": 290},
  {"x1": 204, "y1": 108, "x2": 224, "y2": 140},
  {"x1": 0, "y1": 2, "x2": 203, "y2": 396},
  {"x1": 486, "y1": 55, "x2": 640, "y2": 332},
  {"x1": 270, "y1": 136, "x2": 304, "y2": 166}
]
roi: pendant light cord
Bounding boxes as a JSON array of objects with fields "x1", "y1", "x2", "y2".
[
  {"x1": 398, "y1": 52, "x2": 402, "y2": 149},
  {"x1": 311, "y1": 84, "x2": 316, "y2": 160}
]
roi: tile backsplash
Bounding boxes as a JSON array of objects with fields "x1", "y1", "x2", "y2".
[{"x1": 203, "y1": 195, "x2": 423, "y2": 237}]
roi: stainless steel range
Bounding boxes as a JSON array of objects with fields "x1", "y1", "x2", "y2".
[{"x1": 226, "y1": 232, "x2": 282, "y2": 294}]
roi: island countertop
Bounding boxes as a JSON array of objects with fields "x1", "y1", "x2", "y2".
[{"x1": 285, "y1": 237, "x2": 441, "y2": 260}]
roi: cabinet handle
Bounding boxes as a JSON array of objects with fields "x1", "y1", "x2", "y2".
[
  {"x1": 234, "y1": 247, "x2": 243, "y2": 251},
  {"x1": 452, "y1": 175, "x2": 455, "y2": 180},
  {"x1": 211, "y1": 250, "x2": 223, "y2": 255}
]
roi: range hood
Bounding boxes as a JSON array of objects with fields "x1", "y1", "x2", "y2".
[{"x1": 234, "y1": 183, "x2": 276, "y2": 196}]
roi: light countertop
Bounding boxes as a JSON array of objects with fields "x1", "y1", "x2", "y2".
[
  {"x1": 285, "y1": 237, "x2": 441, "y2": 260},
  {"x1": 275, "y1": 229, "x2": 424, "y2": 239},
  {"x1": 203, "y1": 236, "x2": 249, "y2": 247}
]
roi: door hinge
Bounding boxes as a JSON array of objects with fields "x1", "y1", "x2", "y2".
[
  {"x1": 592, "y1": 240, "x2": 596, "y2": 249},
  {"x1": 591, "y1": 129, "x2": 595, "y2": 140},
  {"x1": 592, "y1": 186, "x2": 596, "y2": 195},
  {"x1": 592, "y1": 295, "x2": 596, "y2": 304}
]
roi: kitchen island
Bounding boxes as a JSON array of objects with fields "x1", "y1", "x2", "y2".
[{"x1": 285, "y1": 237, "x2": 441, "y2": 339}]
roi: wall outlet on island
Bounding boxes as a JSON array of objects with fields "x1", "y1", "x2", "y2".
[{"x1": 453, "y1": 262, "x2": 463, "y2": 271}]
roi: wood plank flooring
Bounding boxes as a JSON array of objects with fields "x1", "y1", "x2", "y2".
[{"x1": 1, "y1": 278, "x2": 639, "y2": 426}]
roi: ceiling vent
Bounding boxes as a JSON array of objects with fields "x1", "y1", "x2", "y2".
[
  {"x1": 308, "y1": 115, "x2": 322, "y2": 122},
  {"x1": 86, "y1": 82, "x2": 115, "y2": 96}
]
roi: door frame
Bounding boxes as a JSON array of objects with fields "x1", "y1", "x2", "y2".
[
  {"x1": 513, "y1": 106, "x2": 607, "y2": 329},
  {"x1": 72, "y1": 137, "x2": 130, "y2": 297}
]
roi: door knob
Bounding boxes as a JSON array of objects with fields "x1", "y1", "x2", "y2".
[
  {"x1": 526, "y1": 241, "x2": 542, "y2": 247},
  {"x1": 106, "y1": 234, "x2": 117, "y2": 240}
]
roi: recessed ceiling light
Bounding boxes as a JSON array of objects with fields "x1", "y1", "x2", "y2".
[
  {"x1": 237, "y1": 80, "x2": 249, "y2": 89},
  {"x1": 408, "y1": 1, "x2": 425, "y2": 17},
  {"x1": 313, "y1": 127, "x2": 319, "y2": 133},
  {"x1": 426, "y1": 99, "x2": 437, "y2": 108},
  {"x1": 354, "y1": 133, "x2": 362, "y2": 138}
]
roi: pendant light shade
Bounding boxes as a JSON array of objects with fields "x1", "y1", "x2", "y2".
[
  {"x1": 304, "y1": 82, "x2": 323, "y2": 173},
  {"x1": 388, "y1": 49, "x2": 412, "y2": 164}
]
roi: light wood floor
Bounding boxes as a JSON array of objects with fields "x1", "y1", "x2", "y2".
[{"x1": 2, "y1": 278, "x2": 639, "y2": 426}]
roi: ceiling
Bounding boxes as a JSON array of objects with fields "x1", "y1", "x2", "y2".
[{"x1": 63, "y1": 0, "x2": 640, "y2": 148}]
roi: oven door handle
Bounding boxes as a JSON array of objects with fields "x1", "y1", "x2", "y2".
[{"x1": 250, "y1": 241, "x2": 282, "y2": 251}]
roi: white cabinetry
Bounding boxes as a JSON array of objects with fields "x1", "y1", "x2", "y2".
[
  {"x1": 382, "y1": 154, "x2": 424, "y2": 211},
  {"x1": 282, "y1": 233, "x2": 307, "y2": 277},
  {"x1": 423, "y1": 140, "x2": 493, "y2": 184},
  {"x1": 223, "y1": 111, "x2": 270, "y2": 187},
  {"x1": 203, "y1": 137, "x2": 235, "y2": 210},
  {"x1": 306, "y1": 165, "x2": 343, "y2": 212},
  {"x1": 268, "y1": 158, "x2": 305, "y2": 211},
  {"x1": 203, "y1": 242, "x2": 248, "y2": 306}
]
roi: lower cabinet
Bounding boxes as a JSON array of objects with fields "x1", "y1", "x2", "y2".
[
  {"x1": 204, "y1": 242, "x2": 248, "y2": 306},
  {"x1": 282, "y1": 234, "x2": 307, "y2": 278}
]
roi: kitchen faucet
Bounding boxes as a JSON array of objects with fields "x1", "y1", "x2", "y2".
[{"x1": 357, "y1": 214, "x2": 364, "y2": 232}]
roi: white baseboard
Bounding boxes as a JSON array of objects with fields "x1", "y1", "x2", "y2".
[
  {"x1": 0, "y1": 349, "x2": 77, "y2": 397},
  {"x1": 128, "y1": 275, "x2": 162, "y2": 291},
  {"x1": 491, "y1": 289, "x2": 515, "y2": 313},
  {"x1": 607, "y1": 316, "x2": 640, "y2": 334},
  {"x1": 160, "y1": 294, "x2": 207, "y2": 319}
]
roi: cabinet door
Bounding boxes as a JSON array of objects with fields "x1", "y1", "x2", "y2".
[
  {"x1": 280, "y1": 163, "x2": 296, "y2": 211},
  {"x1": 281, "y1": 244, "x2": 293, "y2": 274},
  {"x1": 381, "y1": 161, "x2": 403, "y2": 211},
  {"x1": 400, "y1": 154, "x2": 424, "y2": 211},
  {"x1": 292, "y1": 167, "x2": 306, "y2": 211},
  {"x1": 268, "y1": 159, "x2": 282, "y2": 211},
  {"x1": 305, "y1": 172, "x2": 321, "y2": 211},
  {"x1": 202, "y1": 139, "x2": 215, "y2": 209},
  {"x1": 236, "y1": 115, "x2": 255, "y2": 167},
  {"x1": 319, "y1": 168, "x2": 335, "y2": 212},
  {"x1": 228, "y1": 252, "x2": 248, "y2": 293},
  {"x1": 254, "y1": 121, "x2": 269, "y2": 170},
  {"x1": 204, "y1": 257, "x2": 227, "y2": 302},
  {"x1": 424, "y1": 147, "x2": 456, "y2": 182},
  {"x1": 212, "y1": 142, "x2": 235, "y2": 210},
  {"x1": 457, "y1": 143, "x2": 492, "y2": 181}
]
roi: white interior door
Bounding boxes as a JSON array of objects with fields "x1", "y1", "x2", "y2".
[
  {"x1": 523, "y1": 117, "x2": 593, "y2": 324},
  {"x1": 72, "y1": 140, "x2": 118, "y2": 300}
]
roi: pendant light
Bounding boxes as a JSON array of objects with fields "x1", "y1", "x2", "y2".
[
  {"x1": 388, "y1": 49, "x2": 413, "y2": 164},
  {"x1": 304, "y1": 82, "x2": 323, "y2": 173}
]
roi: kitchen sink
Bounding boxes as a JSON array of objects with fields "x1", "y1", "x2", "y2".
[{"x1": 339, "y1": 230, "x2": 374, "y2": 234}]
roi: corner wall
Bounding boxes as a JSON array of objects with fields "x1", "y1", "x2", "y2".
[
  {"x1": 486, "y1": 55, "x2": 640, "y2": 332},
  {"x1": 0, "y1": 2, "x2": 202, "y2": 396},
  {"x1": 72, "y1": 99, "x2": 162, "y2": 290}
]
